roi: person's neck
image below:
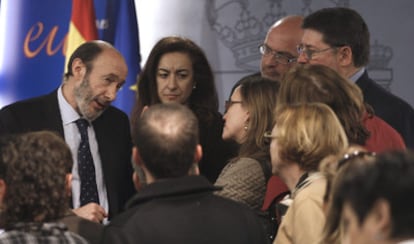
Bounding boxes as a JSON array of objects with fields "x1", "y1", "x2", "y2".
[
  {"x1": 61, "y1": 81, "x2": 77, "y2": 110},
  {"x1": 339, "y1": 65, "x2": 361, "y2": 80},
  {"x1": 145, "y1": 164, "x2": 199, "y2": 185},
  {"x1": 279, "y1": 163, "x2": 306, "y2": 192}
]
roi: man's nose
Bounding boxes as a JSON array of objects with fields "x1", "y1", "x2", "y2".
[
  {"x1": 105, "y1": 84, "x2": 118, "y2": 101},
  {"x1": 297, "y1": 52, "x2": 309, "y2": 64}
]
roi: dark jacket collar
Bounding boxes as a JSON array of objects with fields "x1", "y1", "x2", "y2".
[{"x1": 126, "y1": 175, "x2": 221, "y2": 208}]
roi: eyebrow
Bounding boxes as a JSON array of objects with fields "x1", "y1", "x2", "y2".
[
  {"x1": 301, "y1": 43, "x2": 318, "y2": 49},
  {"x1": 264, "y1": 44, "x2": 296, "y2": 57},
  {"x1": 158, "y1": 68, "x2": 190, "y2": 73},
  {"x1": 104, "y1": 73, "x2": 126, "y2": 85}
]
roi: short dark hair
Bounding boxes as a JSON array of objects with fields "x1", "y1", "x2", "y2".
[
  {"x1": 131, "y1": 36, "x2": 218, "y2": 135},
  {"x1": 331, "y1": 150, "x2": 414, "y2": 239},
  {"x1": 302, "y1": 7, "x2": 370, "y2": 67},
  {"x1": 64, "y1": 41, "x2": 104, "y2": 79},
  {"x1": 0, "y1": 131, "x2": 72, "y2": 229},
  {"x1": 133, "y1": 103, "x2": 199, "y2": 179}
]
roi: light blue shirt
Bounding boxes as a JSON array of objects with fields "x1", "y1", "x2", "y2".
[
  {"x1": 349, "y1": 67, "x2": 365, "y2": 83},
  {"x1": 57, "y1": 86, "x2": 109, "y2": 215}
]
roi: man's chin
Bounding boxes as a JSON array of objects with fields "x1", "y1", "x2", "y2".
[{"x1": 82, "y1": 108, "x2": 104, "y2": 121}]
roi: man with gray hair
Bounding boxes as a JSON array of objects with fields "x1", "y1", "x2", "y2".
[{"x1": 103, "y1": 103, "x2": 267, "y2": 244}]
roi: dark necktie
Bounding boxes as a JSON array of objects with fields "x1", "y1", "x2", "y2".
[{"x1": 75, "y1": 118, "x2": 99, "y2": 206}]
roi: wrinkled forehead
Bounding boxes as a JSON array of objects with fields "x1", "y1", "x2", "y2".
[{"x1": 91, "y1": 48, "x2": 128, "y2": 79}]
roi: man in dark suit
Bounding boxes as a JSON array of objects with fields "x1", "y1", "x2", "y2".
[
  {"x1": 297, "y1": 7, "x2": 414, "y2": 149},
  {"x1": 0, "y1": 41, "x2": 135, "y2": 222},
  {"x1": 103, "y1": 103, "x2": 267, "y2": 244}
]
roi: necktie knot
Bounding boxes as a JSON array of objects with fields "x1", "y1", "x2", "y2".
[{"x1": 75, "y1": 119, "x2": 89, "y2": 140}]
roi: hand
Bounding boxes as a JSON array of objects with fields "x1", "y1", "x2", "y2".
[{"x1": 73, "y1": 203, "x2": 107, "y2": 223}]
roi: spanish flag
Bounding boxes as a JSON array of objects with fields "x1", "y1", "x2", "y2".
[{"x1": 64, "y1": 0, "x2": 98, "y2": 71}]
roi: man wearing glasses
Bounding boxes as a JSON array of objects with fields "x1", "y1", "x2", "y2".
[
  {"x1": 297, "y1": 7, "x2": 414, "y2": 149},
  {"x1": 228, "y1": 15, "x2": 302, "y2": 95},
  {"x1": 259, "y1": 15, "x2": 304, "y2": 81}
]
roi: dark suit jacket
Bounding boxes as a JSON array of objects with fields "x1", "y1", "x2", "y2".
[
  {"x1": 356, "y1": 71, "x2": 414, "y2": 149},
  {"x1": 0, "y1": 90, "x2": 135, "y2": 218},
  {"x1": 102, "y1": 176, "x2": 268, "y2": 244}
]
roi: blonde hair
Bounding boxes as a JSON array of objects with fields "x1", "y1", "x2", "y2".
[{"x1": 274, "y1": 103, "x2": 349, "y2": 172}]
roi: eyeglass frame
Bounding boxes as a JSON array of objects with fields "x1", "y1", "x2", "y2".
[
  {"x1": 224, "y1": 100, "x2": 243, "y2": 112},
  {"x1": 296, "y1": 44, "x2": 343, "y2": 60},
  {"x1": 258, "y1": 44, "x2": 297, "y2": 65}
]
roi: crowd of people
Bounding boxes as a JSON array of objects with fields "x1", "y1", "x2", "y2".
[{"x1": 0, "y1": 6, "x2": 413, "y2": 244}]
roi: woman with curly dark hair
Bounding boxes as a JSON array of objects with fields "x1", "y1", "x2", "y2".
[
  {"x1": 131, "y1": 36, "x2": 237, "y2": 183},
  {"x1": 0, "y1": 131, "x2": 87, "y2": 243}
]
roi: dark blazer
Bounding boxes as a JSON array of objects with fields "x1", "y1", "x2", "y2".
[
  {"x1": 356, "y1": 71, "x2": 414, "y2": 149},
  {"x1": 0, "y1": 90, "x2": 135, "y2": 218},
  {"x1": 102, "y1": 176, "x2": 268, "y2": 244}
]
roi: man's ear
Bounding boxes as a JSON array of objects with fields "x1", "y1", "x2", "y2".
[
  {"x1": 132, "y1": 146, "x2": 152, "y2": 186},
  {"x1": 194, "y1": 144, "x2": 203, "y2": 164},
  {"x1": 371, "y1": 199, "x2": 392, "y2": 238},
  {"x1": 188, "y1": 145, "x2": 202, "y2": 176},
  {"x1": 71, "y1": 58, "x2": 86, "y2": 80},
  {"x1": 132, "y1": 172, "x2": 142, "y2": 191},
  {"x1": 337, "y1": 46, "x2": 353, "y2": 66},
  {"x1": 0, "y1": 179, "x2": 7, "y2": 205},
  {"x1": 65, "y1": 173, "x2": 73, "y2": 197},
  {"x1": 132, "y1": 146, "x2": 143, "y2": 167}
]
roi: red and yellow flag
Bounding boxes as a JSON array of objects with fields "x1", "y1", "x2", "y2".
[{"x1": 64, "y1": 0, "x2": 98, "y2": 72}]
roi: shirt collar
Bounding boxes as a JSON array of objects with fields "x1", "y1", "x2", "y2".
[
  {"x1": 57, "y1": 85, "x2": 81, "y2": 125},
  {"x1": 349, "y1": 67, "x2": 365, "y2": 83}
]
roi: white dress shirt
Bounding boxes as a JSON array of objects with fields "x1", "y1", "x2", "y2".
[{"x1": 57, "y1": 86, "x2": 109, "y2": 215}]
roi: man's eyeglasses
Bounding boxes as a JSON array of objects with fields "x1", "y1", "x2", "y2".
[
  {"x1": 296, "y1": 44, "x2": 337, "y2": 60},
  {"x1": 337, "y1": 150, "x2": 376, "y2": 170},
  {"x1": 224, "y1": 100, "x2": 242, "y2": 112},
  {"x1": 259, "y1": 44, "x2": 297, "y2": 65}
]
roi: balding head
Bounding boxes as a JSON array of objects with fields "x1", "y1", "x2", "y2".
[
  {"x1": 133, "y1": 103, "x2": 200, "y2": 179},
  {"x1": 268, "y1": 15, "x2": 304, "y2": 41},
  {"x1": 260, "y1": 15, "x2": 304, "y2": 81}
]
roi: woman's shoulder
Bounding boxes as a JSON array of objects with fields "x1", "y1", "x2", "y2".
[
  {"x1": 231, "y1": 157, "x2": 265, "y2": 174},
  {"x1": 294, "y1": 173, "x2": 327, "y2": 203}
]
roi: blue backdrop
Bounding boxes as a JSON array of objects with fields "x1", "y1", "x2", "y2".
[{"x1": 0, "y1": 0, "x2": 140, "y2": 115}]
